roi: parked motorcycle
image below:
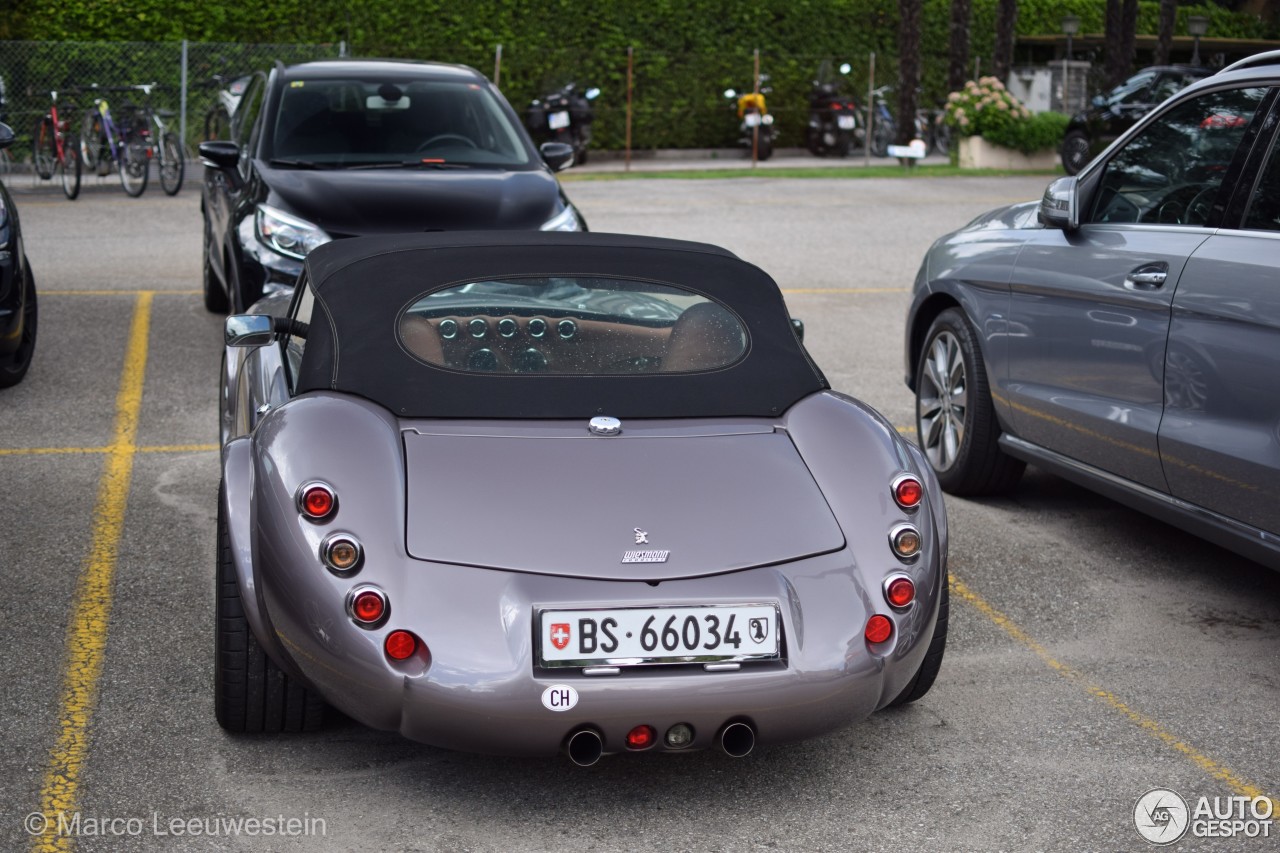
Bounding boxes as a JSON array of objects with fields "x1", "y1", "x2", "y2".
[
  {"x1": 525, "y1": 82, "x2": 599, "y2": 166},
  {"x1": 806, "y1": 61, "x2": 859, "y2": 157},
  {"x1": 865, "y1": 85, "x2": 897, "y2": 157},
  {"x1": 724, "y1": 81, "x2": 775, "y2": 161}
]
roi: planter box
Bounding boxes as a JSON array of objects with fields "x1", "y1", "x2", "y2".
[{"x1": 958, "y1": 135, "x2": 1058, "y2": 170}]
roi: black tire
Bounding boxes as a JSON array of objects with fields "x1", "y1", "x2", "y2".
[
  {"x1": 915, "y1": 308, "x2": 1024, "y2": 495},
  {"x1": 755, "y1": 132, "x2": 774, "y2": 161},
  {"x1": 202, "y1": 220, "x2": 229, "y2": 313},
  {"x1": 871, "y1": 122, "x2": 894, "y2": 157},
  {"x1": 80, "y1": 114, "x2": 106, "y2": 176},
  {"x1": 33, "y1": 117, "x2": 55, "y2": 179},
  {"x1": 159, "y1": 132, "x2": 184, "y2": 195},
  {"x1": 1060, "y1": 130, "x2": 1091, "y2": 176},
  {"x1": 933, "y1": 122, "x2": 951, "y2": 156},
  {"x1": 60, "y1": 133, "x2": 82, "y2": 200},
  {"x1": 576, "y1": 146, "x2": 589, "y2": 166},
  {"x1": 0, "y1": 266, "x2": 37, "y2": 388},
  {"x1": 118, "y1": 133, "x2": 149, "y2": 197},
  {"x1": 889, "y1": 575, "x2": 948, "y2": 706},
  {"x1": 215, "y1": 483, "x2": 325, "y2": 733},
  {"x1": 833, "y1": 132, "x2": 852, "y2": 158}
]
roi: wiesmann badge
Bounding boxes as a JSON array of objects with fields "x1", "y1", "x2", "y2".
[{"x1": 623, "y1": 528, "x2": 670, "y2": 563}]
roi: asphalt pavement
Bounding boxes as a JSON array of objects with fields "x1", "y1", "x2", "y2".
[{"x1": 1, "y1": 167, "x2": 1277, "y2": 852}]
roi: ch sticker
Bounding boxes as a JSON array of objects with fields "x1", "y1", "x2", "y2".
[{"x1": 541, "y1": 684, "x2": 579, "y2": 712}]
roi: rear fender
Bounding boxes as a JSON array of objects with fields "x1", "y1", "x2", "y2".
[{"x1": 221, "y1": 437, "x2": 287, "y2": 664}]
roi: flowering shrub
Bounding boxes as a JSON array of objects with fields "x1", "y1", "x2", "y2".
[{"x1": 944, "y1": 77, "x2": 1070, "y2": 155}]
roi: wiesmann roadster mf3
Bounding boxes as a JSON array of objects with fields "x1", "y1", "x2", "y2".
[{"x1": 217, "y1": 231, "x2": 947, "y2": 762}]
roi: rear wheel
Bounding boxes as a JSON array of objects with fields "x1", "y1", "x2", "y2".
[
  {"x1": 33, "y1": 117, "x2": 55, "y2": 179},
  {"x1": 915, "y1": 308, "x2": 1024, "y2": 495},
  {"x1": 118, "y1": 134, "x2": 149, "y2": 197},
  {"x1": 60, "y1": 133, "x2": 82, "y2": 200},
  {"x1": 159, "y1": 132, "x2": 184, "y2": 195},
  {"x1": 889, "y1": 576, "x2": 948, "y2": 706},
  {"x1": 1060, "y1": 130, "x2": 1091, "y2": 176},
  {"x1": 871, "y1": 121, "x2": 894, "y2": 157},
  {"x1": 215, "y1": 483, "x2": 325, "y2": 733},
  {"x1": 0, "y1": 267, "x2": 37, "y2": 388}
]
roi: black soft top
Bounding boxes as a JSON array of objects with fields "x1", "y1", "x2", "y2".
[{"x1": 295, "y1": 231, "x2": 828, "y2": 419}]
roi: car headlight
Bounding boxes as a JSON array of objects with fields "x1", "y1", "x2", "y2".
[
  {"x1": 762, "y1": 113, "x2": 775, "y2": 126},
  {"x1": 256, "y1": 204, "x2": 331, "y2": 259},
  {"x1": 540, "y1": 205, "x2": 582, "y2": 232}
]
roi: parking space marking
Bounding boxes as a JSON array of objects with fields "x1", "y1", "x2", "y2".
[
  {"x1": 0, "y1": 444, "x2": 217, "y2": 457},
  {"x1": 950, "y1": 571, "x2": 1279, "y2": 813},
  {"x1": 42, "y1": 290, "x2": 201, "y2": 297},
  {"x1": 32, "y1": 292, "x2": 153, "y2": 853}
]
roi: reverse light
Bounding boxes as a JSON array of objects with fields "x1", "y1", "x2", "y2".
[
  {"x1": 348, "y1": 586, "x2": 388, "y2": 627},
  {"x1": 297, "y1": 482, "x2": 336, "y2": 520},
  {"x1": 665, "y1": 723, "x2": 694, "y2": 749},
  {"x1": 256, "y1": 203, "x2": 332, "y2": 259},
  {"x1": 884, "y1": 575, "x2": 916, "y2": 609},
  {"x1": 384, "y1": 630, "x2": 418, "y2": 661},
  {"x1": 322, "y1": 534, "x2": 362, "y2": 573},
  {"x1": 865, "y1": 614, "x2": 893, "y2": 644},
  {"x1": 626, "y1": 725, "x2": 657, "y2": 750},
  {"x1": 892, "y1": 474, "x2": 923, "y2": 510},
  {"x1": 890, "y1": 523, "x2": 922, "y2": 560}
]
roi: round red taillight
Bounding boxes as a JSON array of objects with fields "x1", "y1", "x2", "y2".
[
  {"x1": 385, "y1": 630, "x2": 417, "y2": 661},
  {"x1": 626, "y1": 725, "x2": 657, "y2": 751},
  {"x1": 299, "y1": 483, "x2": 336, "y2": 519},
  {"x1": 886, "y1": 576, "x2": 916, "y2": 608},
  {"x1": 893, "y1": 476, "x2": 923, "y2": 510},
  {"x1": 865, "y1": 614, "x2": 893, "y2": 644},
  {"x1": 350, "y1": 589, "x2": 386, "y2": 625}
]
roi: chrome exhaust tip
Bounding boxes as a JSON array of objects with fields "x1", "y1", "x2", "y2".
[
  {"x1": 566, "y1": 728, "x2": 604, "y2": 767},
  {"x1": 719, "y1": 721, "x2": 755, "y2": 758}
]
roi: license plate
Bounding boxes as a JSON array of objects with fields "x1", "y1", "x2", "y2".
[
  {"x1": 548, "y1": 110, "x2": 571, "y2": 130},
  {"x1": 837, "y1": 115, "x2": 855, "y2": 130},
  {"x1": 538, "y1": 605, "x2": 779, "y2": 668},
  {"x1": 744, "y1": 113, "x2": 762, "y2": 127}
]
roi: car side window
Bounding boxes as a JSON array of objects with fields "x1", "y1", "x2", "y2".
[
  {"x1": 233, "y1": 75, "x2": 266, "y2": 174},
  {"x1": 1242, "y1": 130, "x2": 1280, "y2": 231},
  {"x1": 1089, "y1": 86, "x2": 1267, "y2": 227},
  {"x1": 284, "y1": 276, "x2": 314, "y2": 393}
]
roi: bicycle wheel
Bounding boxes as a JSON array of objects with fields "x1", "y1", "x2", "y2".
[
  {"x1": 118, "y1": 135, "x2": 149, "y2": 197},
  {"x1": 33, "y1": 117, "x2": 55, "y2": 179},
  {"x1": 159, "y1": 132, "x2": 184, "y2": 195},
  {"x1": 60, "y1": 134, "x2": 82, "y2": 200},
  {"x1": 80, "y1": 114, "x2": 106, "y2": 175}
]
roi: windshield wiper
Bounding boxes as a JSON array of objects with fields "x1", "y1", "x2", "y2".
[
  {"x1": 268, "y1": 158, "x2": 335, "y2": 169},
  {"x1": 346, "y1": 160, "x2": 475, "y2": 170}
]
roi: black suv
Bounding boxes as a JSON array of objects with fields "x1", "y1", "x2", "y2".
[
  {"x1": 199, "y1": 59, "x2": 583, "y2": 312},
  {"x1": 1060, "y1": 65, "x2": 1211, "y2": 175}
]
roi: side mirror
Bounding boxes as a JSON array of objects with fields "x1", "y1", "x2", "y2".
[
  {"x1": 585, "y1": 87, "x2": 601, "y2": 100},
  {"x1": 1038, "y1": 176, "x2": 1079, "y2": 231},
  {"x1": 0, "y1": 123, "x2": 14, "y2": 151},
  {"x1": 225, "y1": 314, "x2": 275, "y2": 347},
  {"x1": 539, "y1": 141, "x2": 575, "y2": 172},
  {"x1": 198, "y1": 140, "x2": 241, "y2": 170}
]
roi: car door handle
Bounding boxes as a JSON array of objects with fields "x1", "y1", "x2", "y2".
[{"x1": 1125, "y1": 264, "x2": 1168, "y2": 289}]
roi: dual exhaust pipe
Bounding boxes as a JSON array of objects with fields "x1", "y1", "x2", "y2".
[{"x1": 565, "y1": 721, "x2": 755, "y2": 766}]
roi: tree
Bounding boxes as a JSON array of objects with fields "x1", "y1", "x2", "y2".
[
  {"x1": 992, "y1": 0, "x2": 1017, "y2": 83},
  {"x1": 1104, "y1": 0, "x2": 1139, "y2": 87},
  {"x1": 897, "y1": 0, "x2": 924, "y2": 145},
  {"x1": 1156, "y1": 0, "x2": 1178, "y2": 65},
  {"x1": 948, "y1": 0, "x2": 973, "y2": 92}
]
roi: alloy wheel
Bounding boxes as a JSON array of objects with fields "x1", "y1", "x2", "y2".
[{"x1": 917, "y1": 330, "x2": 967, "y2": 471}]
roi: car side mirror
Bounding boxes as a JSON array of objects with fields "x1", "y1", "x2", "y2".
[
  {"x1": 199, "y1": 140, "x2": 241, "y2": 170},
  {"x1": 226, "y1": 314, "x2": 275, "y2": 347},
  {"x1": 1038, "y1": 176, "x2": 1080, "y2": 231},
  {"x1": 0, "y1": 123, "x2": 14, "y2": 151},
  {"x1": 539, "y1": 141, "x2": 575, "y2": 172}
]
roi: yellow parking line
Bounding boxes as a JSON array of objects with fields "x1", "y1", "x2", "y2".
[
  {"x1": 950, "y1": 572, "x2": 1279, "y2": 813},
  {"x1": 0, "y1": 444, "x2": 217, "y2": 457},
  {"x1": 33, "y1": 292, "x2": 153, "y2": 853},
  {"x1": 41, "y1": 290, "x2": 201, "y2": 297}
]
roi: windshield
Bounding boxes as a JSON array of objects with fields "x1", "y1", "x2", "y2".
[
  {"x1": 398, "y1": 276, "x2": 748, "y2": 375},
  {"x1": 1107, "y1": 70, "x2": 1158, "y2": 106},
  {"x1": 268, "y1": 77, "x2": 532, "y2": 168}
]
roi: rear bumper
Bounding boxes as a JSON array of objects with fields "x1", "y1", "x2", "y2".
[{"x1": 259, "y1": 548, "x2": 943, "y2": 756}]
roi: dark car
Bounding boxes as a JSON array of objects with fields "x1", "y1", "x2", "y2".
[
  {"x1": 215, "y1": 231, "x2": 948, "y2": 761},
  {"x1": 1060, "y1": 64, "x2": 1211, "y2": 175},
  {"x1": 905, "y1": 52, "x2": 1280, "y2": 570},
  {"x1": 0, "y1": 123, "x2": 36, "y2": 388},
  {"x1": 199, "y1": 59, "x2": 583, "y2": 313}
]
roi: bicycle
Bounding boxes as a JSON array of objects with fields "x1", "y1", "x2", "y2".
[
  {"x1": 32, "y1": 89, "x2": 82, "y2": 199},
  {"x1": 127, "y1": 83, "x2": 184, "y2": 195},
  {"x1": 202, "y1": 73, "x2": 250, "y2": 141},
  {"x1": 78, "y1": 86, "x2": 149, "y2": 197}
]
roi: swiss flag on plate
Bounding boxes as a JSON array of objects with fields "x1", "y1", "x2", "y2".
[{"x1": 550, "y1": 623, "x2": 571, "y2": 651}]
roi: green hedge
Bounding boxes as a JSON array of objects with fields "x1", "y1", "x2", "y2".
[{"x1": 5, "y1": 0, "x2": 1276, "y2": 149}]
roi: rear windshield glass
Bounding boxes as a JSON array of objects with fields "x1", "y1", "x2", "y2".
[
  {"x1": 398, "y1": 277, "x2": 748, "y2": 375},
  {"x1": 270, "y1": 78, "x2": 530, "y2": 168}
]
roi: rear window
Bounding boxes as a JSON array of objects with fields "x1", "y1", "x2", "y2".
[{"x1": 397, "y1": 276, "x2": 748, "y2": 375}]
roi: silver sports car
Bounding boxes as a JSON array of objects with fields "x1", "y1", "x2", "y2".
[{"x1": 218, "y1": 231, "x2": 948, "y2": 762}]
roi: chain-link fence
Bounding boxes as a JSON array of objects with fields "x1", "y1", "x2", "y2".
[{"x1": 0, "y1": 40, "x2": 339, "y2": 170}]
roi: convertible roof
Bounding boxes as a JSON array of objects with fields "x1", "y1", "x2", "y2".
[{"x1": 295, "y1": 231, "x2": 828, "y2": 419}]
